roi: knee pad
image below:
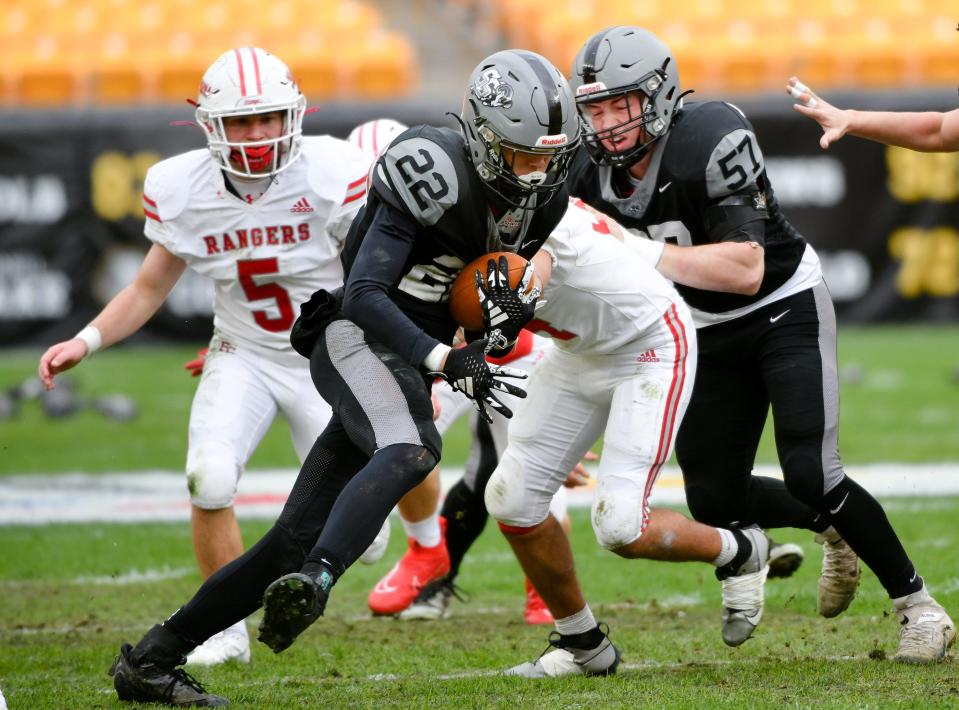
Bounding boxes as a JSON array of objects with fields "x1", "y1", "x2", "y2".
[
  {"x1": 591, "y1": 486, "x2": 646, "y2": 551},
  {"x1": 484, "y1": 450, "x2": 551, "y2": 528},
  {"x1": 186, "y1": 441, "x2": 241, "y2": 509},
  {"x1": 378, "y1": 443, "x2": 438, "y2": 489}
]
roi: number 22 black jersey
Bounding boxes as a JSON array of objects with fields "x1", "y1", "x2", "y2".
[
  {"x1": 341, "y1": 124, "x2": 568, "y2": 346},
  {"x1": 568, "y1": 101, "x2": 807, "y2": 315}
]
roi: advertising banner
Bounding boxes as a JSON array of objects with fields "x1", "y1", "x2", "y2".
[{"x1": 1, "y1": 97, "x2": 957, "y2": 348}]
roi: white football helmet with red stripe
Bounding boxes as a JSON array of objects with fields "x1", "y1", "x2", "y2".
[
  {"x1": 347, "y1": 118, "x2": 408, "y2": 160},
  {"x1": 195, "y1": 47, "x2": 307, "y2": 178}
]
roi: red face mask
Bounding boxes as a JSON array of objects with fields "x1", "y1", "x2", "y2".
[{"x1": 230, "y1": 144, "x2": 276, "y2": 173}]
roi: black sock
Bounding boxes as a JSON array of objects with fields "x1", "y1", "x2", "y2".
[
  {"x1": 560, "y1": 626, "x2": 606, "y2": 650},
  {"x1": 132, "y1": 624, "x2": 195, "y2": 668},
  {"x1": 821, "y1": 477, "x2": 920, "y2": 598},
  {"x1": 440, "y1": 479, "x2": 489, "y2": 580},
  {"x1": 300, "y1": 559, "x2": 337, "y2": 592}
]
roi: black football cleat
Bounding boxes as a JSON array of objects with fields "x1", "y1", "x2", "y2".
[
  {"x1": 110, "y1": 643, "x2": 228, "y2": 707},
  {"x1": 258, "y1": 570, "x2": 331, "y2": 653}
]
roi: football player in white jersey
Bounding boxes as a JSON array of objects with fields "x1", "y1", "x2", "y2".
[
  {"x1": 489, "y1": 198, "x2": 773, "y2": 677},
  {"x1": 37, "y1": 47, "x2": 370, "y2": 666}
]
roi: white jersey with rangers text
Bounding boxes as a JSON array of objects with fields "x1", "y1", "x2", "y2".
[
  {"x1": 534, "y1": 198, "x2": 685, "y2": 356},
  {"x1": 142, "y1": 136, "x2": 369, "y2": 360}
]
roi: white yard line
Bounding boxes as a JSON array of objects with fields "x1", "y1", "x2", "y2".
[{"x1": 2, "y1": 464, "x2": 959, "y2": 525}]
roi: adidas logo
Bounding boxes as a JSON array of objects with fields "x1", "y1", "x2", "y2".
[
  {"x1": 290, "y1": 197, "x2": 314, "y2": 213},
  {"x1": 637, "y1": 348, "x2": 659, "y2": 363}
]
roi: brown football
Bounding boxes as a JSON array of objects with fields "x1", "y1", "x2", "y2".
[{"x1": 448, "y1": 251, "x2": 538, "y2": 331}]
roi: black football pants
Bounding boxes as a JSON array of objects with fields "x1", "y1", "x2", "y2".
[{"x1": 676, "y1": 281, "x2": 920, "y2": 599}]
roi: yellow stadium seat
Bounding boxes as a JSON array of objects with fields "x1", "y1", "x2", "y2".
[
  {"x1": 284, "y1": 48, "x2": 341, "y2": 101},
  {"x1": 11, "y1": 60, "x2": 82, "y2": 106},
  {"x1": 6, "y1": 35, "x2": 83, "y2": 106},
  {"x1": 346, "y1": 32, "x2": 417, "y2": 100},
  {"x1": 154, "y1": 52, "x2": 207, "y2": 104},
  {"x1": 90, "y1": 36, "x2": 145, "y2": 104}
]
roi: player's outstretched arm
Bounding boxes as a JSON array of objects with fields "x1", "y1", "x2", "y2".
[
  {"x1": 788, "y1": 76, "x2": 959, "y2": 152},
  {"x1": 38, "y1": 244, "x2": 186, "y2": 390},
  {"x1": 657, "y1": 240, "x2": 764, "y2": 295}
]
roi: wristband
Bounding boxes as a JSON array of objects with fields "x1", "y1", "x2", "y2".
[
  {"x1": 422, "y1": 343, "x2": 451, "y2": 372},
  {"x1": 75, "y1": 325, "x2": 103, "y2": 357}
]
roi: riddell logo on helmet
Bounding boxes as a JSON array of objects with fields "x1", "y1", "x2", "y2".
[
  {"x1": 576, "y1": 82, "x2": 607, "y2": 96},
  {"x1": 535, "y1": 134, "x2": 568, "y2": 147},
  {"x1": 199, "y1": 81, "x2": 217, "y2": 98}
]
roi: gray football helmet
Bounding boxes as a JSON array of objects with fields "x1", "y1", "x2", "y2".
[
  {"x1": 460, "y1": 50, "x2": 580, "y2": 209},
  {"x1": 571, "y1": 26, "x2": 682, "y2": 167}
]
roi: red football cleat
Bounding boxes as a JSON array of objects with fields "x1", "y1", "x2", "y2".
[
  {"x1": 524, "y1": 577, "x2": 554, "y2": 625},
  {"x1": 368, "y1": 518, "x2": 450, "y2": 615}
]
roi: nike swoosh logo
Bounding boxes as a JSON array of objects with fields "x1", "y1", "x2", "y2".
[
  {"x1": 829, "y1": 491, "x2": 850, "y2": 515},
  {"x1": 658, "y1": 182, "x2": 672, "y2": 193},
  {"x1": 769, "y1": 309, "x2": 790, "y2": 323},
  {"x1": 373, "y1": 565, "x2": 401, "y2": 594},
  {"x1": 520, "y1": 239, "x2": 537, "y2": 250}
]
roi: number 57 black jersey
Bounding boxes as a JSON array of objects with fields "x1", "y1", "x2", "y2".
[{"x1": 568, "y1": 100, "x2": 808, "y2": 315}]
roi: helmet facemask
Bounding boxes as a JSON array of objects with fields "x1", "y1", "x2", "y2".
[
  {"x1": 577, "y1": 61, "x2": 674, "y2": 169},
  {"x1": 469, "y1": 112, "x2": 578, "y2": 210},
  {"x1": 196, "y1": 97, "x2": 306, "y2": 179}
]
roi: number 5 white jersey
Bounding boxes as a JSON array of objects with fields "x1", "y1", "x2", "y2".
[
  {"x1": 535, "y1": 198, "x2": 685, "y2": 356},
  {"x1": 142, "y1": 136, "x2": 370, "y2": 362}
]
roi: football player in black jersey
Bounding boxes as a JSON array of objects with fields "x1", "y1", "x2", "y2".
[
  {"x1": 109, "y1": 50, "x2": 581, "y2": 707},
  {"x1": 567, "y1": 26, "x2": 954, "y2": 663}
]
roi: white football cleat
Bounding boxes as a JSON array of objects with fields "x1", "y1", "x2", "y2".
[
  {"x1": 505, "y1": 629, "x2": 620, "y2": 678},
  {"x1": 185, "y1": 622, "x2": 250, "y2": 666},
  {"x1": 815, "y1": 528, "x2": 860, "y2": 618},
  {"x1": 893, "y1": 593, "x2": 956, "y2": 664},
  {"x1": 718, "y1": 525, "x2": 770, "y2": 647},
  {"x1": 399, "y1": 577, "x2": 461, "y2": 620},
  {"x1": 358, "y1": 518, "x2": 392, "y2": 565}
]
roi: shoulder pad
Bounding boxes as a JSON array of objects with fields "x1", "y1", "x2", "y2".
[
  {"x1": 142, "y1": 150, "x2": 206, "y2": 222},
  {"x1": 371, "y1": 127, "x2": 463, "y2": 227},
  {"x1": 670, "y1": 102, "x2": 764, "y2": 199},
  {"x1": 302, "y1": 136, "x2": 370, "y2": 204}
]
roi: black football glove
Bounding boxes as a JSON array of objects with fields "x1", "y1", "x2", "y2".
[
  {"x1": 475, "y1": 255, "x2": 541, "y2": 354},
  {"x1": 429, "y1": 338, "x2": 528, "y2": 424}
]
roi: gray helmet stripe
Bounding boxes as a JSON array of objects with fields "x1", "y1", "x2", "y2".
[
  {"x1": 579, "y1": 28, "x2": 612, "y2": 84},
  {"x1": 515, "y1": 51, "x2": 562, "y2": 135}
]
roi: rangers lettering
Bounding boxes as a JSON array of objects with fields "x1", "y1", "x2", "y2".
[{"x1": 200, "y1": 224, "x2": 310, "y2": 253}]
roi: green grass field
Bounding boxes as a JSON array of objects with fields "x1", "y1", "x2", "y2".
[
  {"x1": 1, "y1": 502, "x2": 958, "y2": 708},
  {"x1": 1, "y1": 324, "x2": 958, "y2": 707},
  {"x1": 2, "y1": 324, "x2": 959, "y2": 474}
]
